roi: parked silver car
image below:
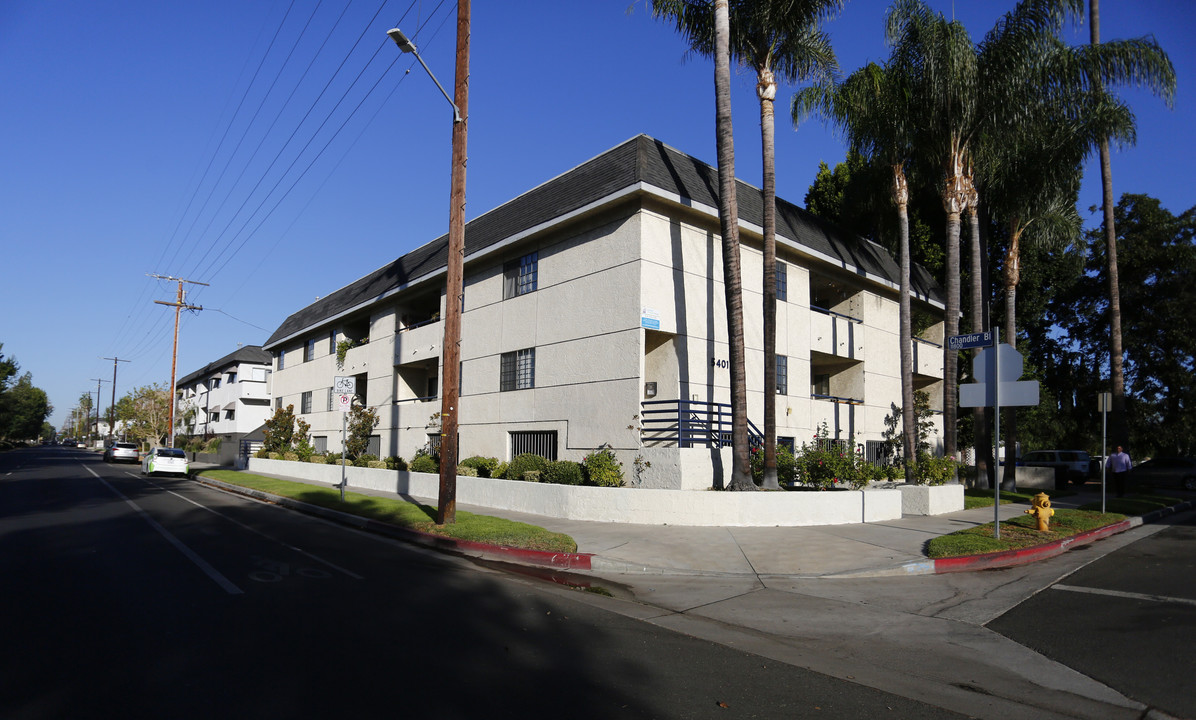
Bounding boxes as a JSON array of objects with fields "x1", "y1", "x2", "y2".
[
  {"x1": 103, "y1": 442, "x2": 140, "y2": 463},
  {"x1": 141, "y1": 447, "x2": 190, "y2": 477}
]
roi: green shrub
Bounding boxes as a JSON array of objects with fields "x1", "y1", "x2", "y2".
[
  {"x1": 367, "y1": 460, "x2": 387, "y2": 469},
  {"x1": 460, "y1": 455, "x2": 500, "y2": 478},
  {"x1": 204, "y1": 437, "x2": 222, "y2": 453},
  {"x1": 267, "y1": 451, "x2": 283, "y2": 460},
  {"x1": 750, "y1": 443, "x2": 796, "y2": 485},
  {"x1": 325, "y1": 452, "x2": 343, "y2": 464},
  {"x1": 507, "y1": 453, "x2": 549, "y2": 481},
  {"x1": 309, "y1": 455, "x2": 327, "y2": 464},
  {"x1": 456, "y1": 464, "x2": 479, "y2": 477},
  {"x1": 543, "y1": 460, "x2": 584, "y2": 486},
  {"x1": 282, "y1": 452, "x2": 300, "y2": 462},
  {"x1": 353, "y1": 453, "x2": 378, "y2": 468},
  {"x1": 384, "y1": 456, "x2": 408, "y2": 471},
  {"x1": 582, "y1": 446, "x2": 624, "y2": 487},
  {"x1": 522, "y1": 470, "x2": 542, "y2": 482},
  {"x1": 410, "y1": 454, "x2": 438, "y2": 474},
  {"x1": 255, "y1": 448, "x2": 270, "y2": 459},
  {"x1": 494, "y1": 461, "x2": 509, "y2": 480},
  {"x1": 916, "y1": 454, "x2": 960, "y2": 486},
  {"x1": 791, "y1": 425, "x2": 870, "y2": 490}
]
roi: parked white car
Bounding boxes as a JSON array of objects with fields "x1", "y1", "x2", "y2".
[{"x1": 141, "y1": 447, "x2": 190, "y2": 477}]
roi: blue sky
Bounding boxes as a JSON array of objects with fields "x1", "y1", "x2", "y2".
[{"x1": 1, "y1": 0, "x2": 1192, "y2": 429}]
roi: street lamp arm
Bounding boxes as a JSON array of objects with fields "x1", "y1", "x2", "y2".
[{"x1": 387, "y1": 28, "x2": 462, "y2": 123}]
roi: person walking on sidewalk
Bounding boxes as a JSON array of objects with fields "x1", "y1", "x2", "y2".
[{"x1": 1108, "y1": 446, "x2": 1133, "y2": 497}]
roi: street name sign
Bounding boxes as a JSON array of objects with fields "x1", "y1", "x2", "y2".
[{"x1": 947, "y1": 331, "x2": 993, "y2": 351}]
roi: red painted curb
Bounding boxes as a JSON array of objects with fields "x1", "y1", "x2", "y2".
[{"x1": 934, "y1": 519, "x2": 1133, "y2": 574}]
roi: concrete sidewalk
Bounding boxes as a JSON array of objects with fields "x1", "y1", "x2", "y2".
[{"x1": 194, "y1": 464, "x2": 1190, "y2": 579}]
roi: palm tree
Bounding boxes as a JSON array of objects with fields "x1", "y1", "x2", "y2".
[
  {"x1": 1087, "y1": 0, "x2": 1176, "y2": 447},
  {"x1": 885, "y1": 0, "x2": 976, "y2": 461},
  {"x1": 795, "y1": 61, "x2": 919, "y2": 482},
  {"x1": 653, "y1": 0, "x2": 755, "y2": 490}
]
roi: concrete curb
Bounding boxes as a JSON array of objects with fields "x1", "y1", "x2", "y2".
[{"x1": 192, "y1": 476, "x2": 594, "y2": 571}]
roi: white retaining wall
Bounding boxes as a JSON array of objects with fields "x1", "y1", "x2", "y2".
[{"x1": 247, "y1": 458, "x2": 909, "y2": 527}]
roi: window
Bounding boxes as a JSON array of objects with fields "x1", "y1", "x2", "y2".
[
  {"x1": 275, "y1": 397, "x2": 283, "y2": 411},
  {"x1": 209, "y1": 377, "x2": 221, "y2": 390},
  {"x1": 500, "y1": 348, "x2": 535, "y2": 391},
  {"x1": 314, "y1": 436, "x2": 328, "y2": 454},
  {"x1": 278, "y1": 350, "x2": 286, "y2": 370},
  {"x1": 812, "y1": 373, "x2": 830, "y2": 397},
  {"x1": 329, "y1": 329, "x2": 337, "y2": 351},
  {"x1": 776, "y1": 262, "x2": 787, "y2": 302},
  {"x1": 776, "y1": 355, "x2": 788, "y2": 395},
  {"x1": 503, "y1": 251, "x2": 538, "y2": 298},
  {"x1": 252, "y1": 367, "x2": 268, "y2": 382},
  {"x1": 224, "y1": 409, "x2": 235, "y2": 421},
  {"x1": 300, "y1": 391, "x2": 313, "y2": 414},
  {"x1": 304, "y1": 338, "x2": 316, "y2": 362},
  {"x1": 367, "y1": 435, "x2": 381, "y2": 458},
  {"x1": 510, "y1": 431, "x2": 557, "y2": 460},
  {"x1": 227, "y1": 372, "x2": 237, "y2": 384}
]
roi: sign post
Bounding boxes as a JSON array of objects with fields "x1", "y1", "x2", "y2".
[
  {"x1": 1098, "y1": 392, "x2": 1112, "y2": 513},
  {"x1": 957, "y1": 330, "x2": 1040, "y2": 538},
  {"x1": 334, "y1": 377, "x2": 356, "y2": 502}
]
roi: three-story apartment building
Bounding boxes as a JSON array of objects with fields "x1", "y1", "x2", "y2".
[
  {"x1": 175, "y1": 346, "x2": 273, "y2": 462},
  {"x1": 264, "y1": 136, "x2": 945, "y2": 489}
]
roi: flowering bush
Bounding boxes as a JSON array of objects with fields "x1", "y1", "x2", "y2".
[
  {"x1": 750, "y1": 444, "x2": 796, "y2": 485},
  {"x1": 792, "y1": 424, "x2": 872, "y2": 490}
]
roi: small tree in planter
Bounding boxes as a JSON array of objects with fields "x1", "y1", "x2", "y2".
[
  {"x1": 262, "y1": 404, "x2": 297, "y2": 454},
  {"x1": 344, "y1": 404, "x2": 378, "y2": 462}
]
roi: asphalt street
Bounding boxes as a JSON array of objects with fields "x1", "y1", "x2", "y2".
[{"x1": 1, "y1": 447, "x2": 970, "y2": 720}]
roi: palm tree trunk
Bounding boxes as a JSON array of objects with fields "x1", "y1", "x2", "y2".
[
  {"x1": 713, "y1": 0, "x2": 754, "y2": 491},
  {"x1": 1002, "y1": 225, "x2": 1022, "y2": 490},
  {"x1": 943, "y1": 210, "x2": 962, "y2": 460},
  {"x1": 1090, "y1": 0, "x2": 1127, "y2": 446},
  {"x1": 760, "y1": 68, "x2": 779, "y2": 490},
  {"x1": 968, "y1": 205, "x2": 992, "y2": 488},
  {"x1": 895, "y1": 166, "x2": 916, "y2": 483}
]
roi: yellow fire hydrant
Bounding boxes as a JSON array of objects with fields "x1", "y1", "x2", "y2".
[{"x1": 1025, "y1": 492, "x2": 1054, "y2": 532}]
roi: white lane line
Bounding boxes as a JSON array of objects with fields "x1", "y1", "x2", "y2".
[
  {"x1": 1053, "y1": 583, "x2": 1196, "y2": 608},
  {"x1": 135, "y1": 474, "x2": 363, "y2": 580},
  {"x1": 84, "y1": 465, "x2": 243, "y2": 595}
]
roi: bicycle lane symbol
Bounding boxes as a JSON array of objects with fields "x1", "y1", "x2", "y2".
[{"x1": 248, "y1": 555, "x2": 333, "y2": 583}]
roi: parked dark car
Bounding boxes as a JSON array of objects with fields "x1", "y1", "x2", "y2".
[
  {"x1": 1019, "y1": 449, "x2": 1092, "y2": 488},
  {"x1": 1130, "y1": 457, "x2": 1196, "y2": 491}
]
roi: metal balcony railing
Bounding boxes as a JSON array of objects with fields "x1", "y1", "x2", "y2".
[{"x1": 641, "y1": 399, "x2": 763, "y2": 449}]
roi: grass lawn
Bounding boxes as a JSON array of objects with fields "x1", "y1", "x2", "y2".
[
  {"x1": 927, "y1": 508, "x2": 1127, "y2": 558},
  {"x1": 196, "y1": 469, "x2": 579, "y2": 553}
]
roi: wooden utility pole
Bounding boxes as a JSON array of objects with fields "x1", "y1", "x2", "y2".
[
  {"x1": 102, "y1": 356, "x2": 130, "y2": 442},
  {"x1": 436, "y1": 0, "x2": 470, "y2": 525},
  {"x1": 89, "y1": 381, "x2": 107, "y2": 446},
  {"x1": 151, "y1": 275, "x2": 206, "y2": 447}
]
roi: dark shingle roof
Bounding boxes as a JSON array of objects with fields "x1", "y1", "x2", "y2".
[
  {"x1": 265, "y1": 135, "x2": 942, "y2": 347},
  {"x1": 176, "y1": 345, "x2": 272, "y2": 389}
]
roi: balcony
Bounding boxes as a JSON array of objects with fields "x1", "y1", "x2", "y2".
[
  {"x1": 912, "y1": 337, "x2": 944, "y2": 379},
  {"x1": 810, "y1": 307, "x2": 862, "y2": 360},
  {"x1": 395, "y1": 318, "x2": 442, "y2": 366}
]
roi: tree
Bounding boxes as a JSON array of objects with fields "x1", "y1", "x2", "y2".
[
  {"x1": 1086, "y1": 0, "x2": 1176, "y2": 448},
  {"x1": 652, "y1": 0, "x2": 754, "y2": 490},
  {"x1": 262, "y1": 404, "x2": 297, "y2": 454},
  {"x1": 345, "y1": 405, "x2": 380, "y2": 460},
  {"x1": 795, "y1": 59, "x2": 920, "y2": 482},
  {"x1": 117, "y1": 384, "x2": 172, "y2": 447},
  {"x1": 658, "y1": 1, "x2": 844, "y2": 490},
  {"x1": 0, "y1": 373, "x2": 51, "y2": 441}
]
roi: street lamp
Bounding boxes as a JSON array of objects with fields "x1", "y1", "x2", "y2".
[
  {"x1": 386, "y1": 29, "x2": 462, "y2": 123},
  {"x1": 387, "y1": 6, "x2": 470, "y2": 525}
]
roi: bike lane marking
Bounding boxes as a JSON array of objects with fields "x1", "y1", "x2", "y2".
[{"x1": 84, "y1": 465, "x2": 243, "y2": 595}]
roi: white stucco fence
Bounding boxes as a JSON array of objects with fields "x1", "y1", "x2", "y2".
[{"x1": 245, "y1": 458, "x2": 964, "y2": 526}]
